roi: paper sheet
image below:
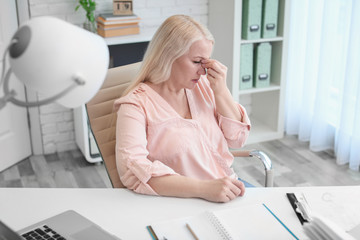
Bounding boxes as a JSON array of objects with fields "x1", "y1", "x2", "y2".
[
  {"x1": 149, "y1": 203, "x2": 300, "y2": 240},
  {"x1": 301, "y1": 191, "x2": 360, "y2": 232}
]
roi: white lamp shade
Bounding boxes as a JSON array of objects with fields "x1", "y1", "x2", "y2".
[{"x1": 9, "y1": 16, "x2": 109, "y2": 108}]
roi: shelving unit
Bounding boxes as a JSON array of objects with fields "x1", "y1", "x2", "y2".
[{"x1": 208, "y1": 0, "x2": 289, "y2": 144}]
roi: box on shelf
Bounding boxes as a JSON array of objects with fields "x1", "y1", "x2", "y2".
[
  {"x1": 242, "y1": 0, "x2": 263, "y2": 40},
  {"x1": 261, "y1": 0, "x2": 279, "y2": 38},
  {"x1": 254, "y1": 42, "x2": 272, "y2": 88},
  {"x1": 96, "y1": 13, "x2": 140, "y2": 38},
  {"x1": 242, "y1": 0, "x2": 280, "y2": 40},
  {"x1": 239, "y1": 43, "x2": 254, "y2": 90},
  {"x1": 113, "y1": 0, "x2": 133, "y2": 15}
]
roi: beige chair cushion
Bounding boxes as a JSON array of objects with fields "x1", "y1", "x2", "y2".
[{"x1": 86, "y1": 62, "x2": 141, "y2": 188}]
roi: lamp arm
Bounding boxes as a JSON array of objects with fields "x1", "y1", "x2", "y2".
[
  {"x1": 0, "y1": 68, "x2": 85, "y2": 109},
  {"x1": 1, "y1": 39, "x2": 18, "y2": 87}
]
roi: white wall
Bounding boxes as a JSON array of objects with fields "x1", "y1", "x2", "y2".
[{"x1": 26, "y1": 0, "x2": 209, "y2": 154}]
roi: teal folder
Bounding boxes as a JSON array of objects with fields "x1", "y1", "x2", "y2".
[
  {"x1": 254, "y1": 42, "x2": 272, "y2": 88},
  {"x1": 242, "y1": 0, "x2": 263, "y2": 40},
  {"x1": 239, "y1": 44, "x2": 253, "y2": 90},
  {"x1": 261, "y1": 0, "x2": 279, "y2": 38}
]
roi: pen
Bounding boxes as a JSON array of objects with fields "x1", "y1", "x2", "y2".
[
  {"x1": 186, "y1": 223, "x2": 199, "y2": 240},
  {"x1": 263, "y1": 203, "x2": 299, "y2": 240}
]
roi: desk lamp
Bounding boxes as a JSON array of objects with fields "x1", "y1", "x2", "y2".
[{"x1": 0, "y1": 16, "x2": 109, "y2": 109}]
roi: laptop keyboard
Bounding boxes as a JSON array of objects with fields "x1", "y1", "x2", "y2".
[{"x1": 21, "y1": 225, "x2": 66, "y2": 240}]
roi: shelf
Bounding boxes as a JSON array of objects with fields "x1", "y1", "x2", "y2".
[
  {"x1": 246, "y1": 117, "x2": 283, "y2": 145},
  {"x1": 241, "y1": 37, "x2": 283, "y2": 44},
  {"x1": 239, "y1": 84, "x2": 281, "y2": 95},
  {"x1": 103, "y1": 28, "x2": 156, "y2": 46}
]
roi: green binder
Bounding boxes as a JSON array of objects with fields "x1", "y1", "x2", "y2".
[
  {"x1": 254, "y1": 42, "x2": 272, "y2": 88},
  {"x1": 239, "y1": 44, "x2": 253, "y2": 90},
  {"x1": 242, "y1": 0, "x2": 263, "y2": 40},
  {"x1": 261, "y1": 0, "x2": 279, "y2": 38}
]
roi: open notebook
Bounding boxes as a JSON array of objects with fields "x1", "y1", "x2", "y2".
[{"x1": 147, "y1": 203, "x2": 300, "y2": 240}]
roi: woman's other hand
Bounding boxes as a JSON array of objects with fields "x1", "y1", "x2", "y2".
[
  {"x1": 201, "y1": 59, "x2": 242, "y2": 122},
  {"x1": 201, "y1": 59, "x2": 228, "y2": 95}
]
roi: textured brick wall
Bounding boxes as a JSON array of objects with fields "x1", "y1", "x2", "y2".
[{"x1": 27, "y1": 0, "x2": 209, "y2": 154}]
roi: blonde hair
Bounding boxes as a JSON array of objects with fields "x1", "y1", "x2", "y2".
[{"x1": 122, "y1": 15, "x2": 214, "y2": 96}]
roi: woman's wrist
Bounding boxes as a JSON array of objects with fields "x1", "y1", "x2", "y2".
[
  {"x1": 212, "y1": 84, "x2": 229, "y2": 97},
  {"x1": 148, "y1": 175, "x2": 207, "y2": 199},
  {"x1": 213, "y1": 89, "x2": 242, "y2": 121}
]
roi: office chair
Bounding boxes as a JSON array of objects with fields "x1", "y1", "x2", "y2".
[{"x1": 86, "y1": 62, "x2": 274, "y2": 189}]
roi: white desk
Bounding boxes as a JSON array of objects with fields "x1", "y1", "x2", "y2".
[{"x1": 1, "y1": 186, "x2": 359, "y2": 239}]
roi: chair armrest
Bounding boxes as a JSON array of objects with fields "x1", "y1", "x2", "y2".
[{"x1": 231, "y1": 149, "x2": 274, "y2": 187}]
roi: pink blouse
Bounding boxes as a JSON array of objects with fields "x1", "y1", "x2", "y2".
[{"x1": 114, "y1": 76, "x2": 251, "y2": 195}]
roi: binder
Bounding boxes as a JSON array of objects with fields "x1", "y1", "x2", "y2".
[
  {"x1": 261, "y1": 0, "x2": 279, "y2": 38},
  {"x1": 254, "y1": 42, "x2": 272, "y2": 88},
  {"x1": 239, "y1": 43, "x2": 254, "y2": 90},
  {"x1": 242, "y1": 0, "x2": 263, "y2": 40}
]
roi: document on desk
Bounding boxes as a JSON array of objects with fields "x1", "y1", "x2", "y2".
[
  {"x1": 293, "y1": 191, "x2": 360, "y2": 233},
  {"x1": 147, "y1": 203, "x2": 299, "y2": 240}
]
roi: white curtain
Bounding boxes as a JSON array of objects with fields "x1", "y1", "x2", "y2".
[{"x1": 285, "y1": 0, "x2": 360, "y2": 170}]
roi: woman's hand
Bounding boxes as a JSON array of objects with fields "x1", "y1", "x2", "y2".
[
  {"x1": 201, "y1": 59, "x2": 228, "y2": 95},
  {"x1": 199, "y1": 177, "x2": 245, "y2": 203},
  {"x1": 201, "y1": 59, "x2": 243, "y2": 122}
]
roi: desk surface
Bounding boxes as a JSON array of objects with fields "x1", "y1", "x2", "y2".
[{"x1": 1, "y1": 186, "x2": 359, "y2": 239}]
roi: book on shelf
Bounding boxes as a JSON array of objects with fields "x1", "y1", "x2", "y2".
[
  {"x1": 99, "y1": 13, "x2": 139, "y2": 20},
  {"x1": 97, "y1": 14, "x2": 140, "y2": 25},
  {"x1": 97, "y1": 21, "x2": 138, "y2": 30},
  {"x1": 147, "y1": 203, "x2": 300, "y2": 240},
  {"x1": 97, "y1": 17, "x2": 140, "y2": 25},
  {"x1": 97, "y1": 24, "x2": 140, "y2": 38}
]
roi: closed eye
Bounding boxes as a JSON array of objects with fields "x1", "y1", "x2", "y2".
[{"x1": 193, "y1": 61, "x2": 201, "y2": 64}]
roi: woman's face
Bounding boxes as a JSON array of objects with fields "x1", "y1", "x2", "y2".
[{"x1": 167, "y1": 38, "x2": 213, "y2": 90}]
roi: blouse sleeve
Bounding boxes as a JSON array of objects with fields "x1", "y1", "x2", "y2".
[
  {"x1": 198, "y1": 76, "x2": 251, "y2": 149},
  {"x1": 115, "y1": 102, "x2": 178, "y2": 195},
  {"x1": 217, "y1": 104, "x2": 251, "y2": 149}
]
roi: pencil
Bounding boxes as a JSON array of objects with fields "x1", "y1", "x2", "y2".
[
  {"x1": 146, "y1": 225, "x2": 159, "y2": 240},
  {"x1": 186, "y1": 223, "x2": 199, "y2": 240}
]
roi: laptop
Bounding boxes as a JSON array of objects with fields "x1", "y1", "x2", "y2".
[{"x1": 0, "y1": 210, "x2": 121, "y2": 240}]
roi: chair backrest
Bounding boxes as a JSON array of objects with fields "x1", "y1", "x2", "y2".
[{"x1": 86, "y1": 62, "x2": 141, "y2": 188}]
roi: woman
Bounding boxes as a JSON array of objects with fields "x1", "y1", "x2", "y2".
[{"x1": 114, "y1": 15, "x2": 251, "y2": 203}]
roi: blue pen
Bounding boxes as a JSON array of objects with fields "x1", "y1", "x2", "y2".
[{"x1": 263, "y1": 203, "x2": 299, "y2": 240}]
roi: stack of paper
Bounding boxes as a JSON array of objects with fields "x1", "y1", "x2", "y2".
[
  {"x1": 290, "y1": 191, "x2": 360, "y2": 240},
  {"x1": 304, "y1": 215, "x2": 357, "y2": 240}
]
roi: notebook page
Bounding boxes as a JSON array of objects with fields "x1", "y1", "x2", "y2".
[
  {"x1": 300, "y1": 191, "x2": 360, "y2": 232},
  {"x1": 150, "y1": 213, "x2": 234, "y2": 240},
  {"x1": 187, "y1": 211, "x2": 235, "y2": 240},
  {"x1": 149, "y1": 203, "x2": 300, "y2": 240},
  {"x1": 149, "y1": 216, "x2": 193, "y2": 240},
  {"x1": 213, "y1": 204, "x2": 299, "y2": 239}
]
